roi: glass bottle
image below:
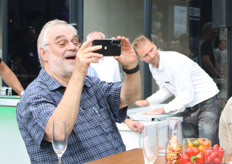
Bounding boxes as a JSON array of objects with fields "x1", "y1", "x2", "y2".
[{"x1": 166, "y1": 117, "x2": 182, "y2": 164}]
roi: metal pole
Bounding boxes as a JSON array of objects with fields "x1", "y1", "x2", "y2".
[
  {"x1": 2, "y1": 0, "x2": 8, "y2": 86},
  {"x1": 227, "y1": 27, "x2": 232, "y2": 99},
  {"x1": 143, "y1": 0, "x2": 152, "y2": 99},
  {"x1": 2, "y1": 0, "x2": 8, "y2": 63},
  {"x1": 69, "y1": 0, "x2": 83, "y2": 41}
]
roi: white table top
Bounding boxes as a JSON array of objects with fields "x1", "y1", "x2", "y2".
[
  {"x1": 0, "y1": 95, "x2": 20, "y2": 107},
  {"x1": 127, "y1": 105, "x2": 173, "y2": 121}
]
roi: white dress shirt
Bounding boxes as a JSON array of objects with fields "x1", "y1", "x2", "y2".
[
  {"x1": 147, "y1": 51, "x2": 219, "y2": 113},
  {"x1": 90, "y1": 57, "x2": 121, "y2": 82}
]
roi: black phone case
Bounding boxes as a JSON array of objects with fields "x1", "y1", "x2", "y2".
[{"x1": 92, "y1": 39, "x2": 121, "y2": 56}]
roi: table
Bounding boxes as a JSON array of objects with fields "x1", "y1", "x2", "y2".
[
  {"x1": 0, "y1": 95, "x2": 20, "y2": 106},
  {"x1": 85, "y1": 148, "x2": 166, "y2": 164},
  {"x1": 117, "y1": 106, "x2": 183, "y2": 151},
  {"x1": 86, "y1": 148, "x2": 232, "y2": 164},
  {"x1": 86, "y1": 148, "x2": 144, "y2": 164}
]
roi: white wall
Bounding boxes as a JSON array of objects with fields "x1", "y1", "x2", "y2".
[
  {"x1": 83, "y1": 0, "x2": 146, "y2": 103},
  {"x1": 83, "y1": 0, "x2": 144, "y2": 41}
]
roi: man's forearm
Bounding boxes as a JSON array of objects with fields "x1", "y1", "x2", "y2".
[
  {"x1": 44, "y1": 73, "x2": 85, "y2": 142},
  {"x1": 1, "y1": 65, "x2": 24, "y2": 95},
  {"x1": 119, "y1": 70, "x2": 141, "y2": 109}
]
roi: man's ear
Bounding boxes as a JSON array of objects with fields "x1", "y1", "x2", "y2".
[{"x1": 40, "y1": 48, "x2": 48, "y2": 62}]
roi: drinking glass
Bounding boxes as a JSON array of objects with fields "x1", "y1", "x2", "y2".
[
  {"x1": 0, "y1": 87, "x2": 7, "y2": 96},
  {"x1": 52, "y1": 120, "x2": 68, "y2": 164},
  {"x1": 142, "y1": 124, "x2": 159, "y2": 164},
  {"x1": 157, "y1": 121, "x2": 169, "y2": 157},
  {"x1": 7, "y1": 87, "x2": 12, "y2": 96}
]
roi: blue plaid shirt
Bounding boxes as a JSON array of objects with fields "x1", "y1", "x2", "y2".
[{"x1": 16, "y1": 68, "x2": 127, "y2": 164}]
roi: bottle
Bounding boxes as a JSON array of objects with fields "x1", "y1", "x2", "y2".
[{"x1": 166, "y1": 117, "x2": 182, "y2": 164}]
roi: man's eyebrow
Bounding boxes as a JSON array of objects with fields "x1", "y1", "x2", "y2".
[
  {"x1": 54, "y1": 35, "x2": 66, "y2": 41},
  {"x1": 54, "y1": 34, "x2": 78, "y2": 41},
  {"x1": 143, "y1": 53, "x2": 148, "y2": 58}
]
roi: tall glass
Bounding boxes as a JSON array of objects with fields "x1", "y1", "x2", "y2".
[
  {"x1": 157, "y1": 121, "x2": 169, "y2": 157},
  {"x1": 7, "y1": 87, "x2": 12, "y2": 96},
  {"x1": 52, "y1": 120, "x2": 68, "y2": 164},
  {"x1": 166, "y1": 117, "x2": 182, "y2": 164},
  {"x1": 0, "y1": 87, "x2": 7, "y2": 96},
  {"x1": 142, "y1": 124, "x2": 159, "y2": 164}
]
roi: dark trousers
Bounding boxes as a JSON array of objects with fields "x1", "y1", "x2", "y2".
[{"x1": 182, "y1": 95, "x2": 222, "y2": 145}]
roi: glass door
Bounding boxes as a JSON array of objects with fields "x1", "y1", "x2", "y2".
[
  {"x1": 151, "y1": 0, "x2": 228, "y2": 106},
  {"x1": 8, "y1": 0, "x2": 69, "y2": 89}
]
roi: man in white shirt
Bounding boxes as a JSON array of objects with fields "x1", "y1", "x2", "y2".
[
  {"x1": 87, "y1": 31, "x2": 121, "y2": 82},
  {"x1": 132, "y1": 35, "x2": 222, "y2": 145},
  {"x1": 87, "y1": 31, "x2": 144, "y2": 134}
]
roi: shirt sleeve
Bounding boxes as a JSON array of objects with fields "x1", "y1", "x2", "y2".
[
  {"x1": 147, "y1": 86, "x2": 173, "y2": 107},
  {"x1": 219, "y1": 97, "x2": 232, "y2": 153},
  {"x1": 103, "y1": 81, "x2": 127, "y2": 123},
  {"x1": 17, "y1": 87, "x2": 57, "y2": 147}
]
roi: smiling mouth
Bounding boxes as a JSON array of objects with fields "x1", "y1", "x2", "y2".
[{"x1": 65, "y1": 56, "x2": 76, "y2": 60}]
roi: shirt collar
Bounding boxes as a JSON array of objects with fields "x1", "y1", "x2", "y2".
[
  {"x1": 40, "y1": 68, "x2": 92, "y2": 91},
  {"x1": 157, "y1": 50, "x2": 164, "y2": 71}
]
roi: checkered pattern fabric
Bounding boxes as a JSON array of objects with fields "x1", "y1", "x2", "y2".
[{"x1": 16, "y1": 68, "x2": 127, "y2": 164}]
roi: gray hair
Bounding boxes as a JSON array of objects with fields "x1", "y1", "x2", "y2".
[
  {"x1": 86, "y1": 31, "x2": 105, "y2": 40},
  {"x1": 37, "y1": 19, "x2": 78, "y2": 67}
]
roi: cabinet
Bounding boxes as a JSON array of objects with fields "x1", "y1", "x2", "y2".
[{"x1": 0, "y1": 96, "x2": 30, "y2": 164}]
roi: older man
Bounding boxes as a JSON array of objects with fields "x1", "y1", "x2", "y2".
[{"x1": 16, "y1": 19, "x2": 141, "y2": 163}]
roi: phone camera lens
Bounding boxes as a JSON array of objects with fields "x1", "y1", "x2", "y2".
[{"x1": 112, "y1": 40, "x2": 120, "y2": 45}]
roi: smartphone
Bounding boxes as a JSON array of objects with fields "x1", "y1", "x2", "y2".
[{"x1": 92, "y1": 39, "x2": 121, "y2": 56}]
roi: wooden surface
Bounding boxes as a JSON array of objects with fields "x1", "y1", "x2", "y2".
[
  {"x1": 85, "y1": 148, "x2": 144, "y2": 164},
  {"x1": 85, "y1": 148, "x2": 166, "y2": 164},
  {"x1": 86, "y1": 148, "x2": 232, "y2": 164}
]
